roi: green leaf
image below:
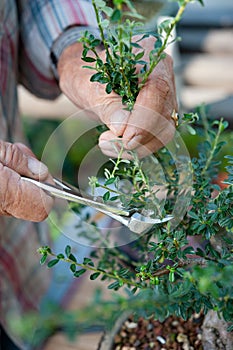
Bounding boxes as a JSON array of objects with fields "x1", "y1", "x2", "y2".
[
  {"x1": 186, "y1": 124, "x2": 196, "y2": 135},
  {"x1": 135, "y1": 60, "x2": 147, "y2": 65},
  {"x1": 90, "y1": 272, "x2": 101, "y2": 280},
  {"x1": 123, "y1": 11, "x2": 144, "y2": 20},
  {"x1": 131, "y1": 42, "x2": 142, "y2": 49},
  {"x1": 182, "y1": 247, "x2": 195, "y2": 255},
  {"x1": 154, "y1": 37, "x2": 162, "y2": 50},
  {"x1": 100, "y1": 19, "x2": 110, "y2": 29},
  {"x1": 74, "y1": 269, "x2": 86, "y2": 278},
  {"x1": 83, "y1": 257, "x2": 94, "y2": 266},
  {"x1": 91, "y1": 39, "x2": 101, "y2": 47},
  {"x1": 111, "y1": 9, "x2": 122, "y2": 22},
  {"x1": 90, "y1": 72, "x2": 104, "y2": 82},
  {"x1": 105, "y1": 82, "x2": 113, "y2": 94},
  {"x1": 65, "y1": 245, "x2": 71, "y2": 257},
  {"x1": 169, "y1": 271, "x2": 175, "y2": 283},
  {"x1": 82, "y1": 47, "x2": 88, "y2": 58},
  {"x1": 103, "y1": 191, "x2": 110, "y2": 201},
  {"x1": 82, "y1": 65, "x2": 97, "y2": 70},
  {"x1": 102, "y1": 5, "x2": 113, "y2": 17},
  {"x1": 135, "y1": 51, "x2": 144, "y2": 61},
  {"x1": 188, "y1": 211, "x2": 199, "y2": 220},
  {"x1": 98, "y1": 77, "x2": 109, "y2": 84},
  {"x1": 158, "y1": 19, "x2": 172, "y2": 35},
  {"x1": 47, "y1": 259, "x2": 59, "y2": 268},
  {"x1": 70, "y1": 264, "x2": 76, "y2": 273},
  {"x1": 82, "y1": 57, "x2": 96, "y2": 62},
  {"x1": 95, "y1": 0, "x2": 106, "y2": 8},
  {"x1": 40, "y1": 254, "x2": 47, "y2": 265},
  {"x1": 108, "y1": 281, "x2": 120, "y2": 290},
  {"x1": 109, "y1": 195, "x2": 119, "y2": 201},
  {"x1": 69, "y1": 254, "x2": 77, "y2": 263},
  {"x1": 57, "y1": 253, "x2": 65, "y2": 259},
  {"x1": 105, "y1": 177, "x2": 116, "y2": 185}
]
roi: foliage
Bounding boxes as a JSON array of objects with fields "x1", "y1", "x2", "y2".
[
  {"x1": 39, "y1": 115, "x2": 233, "y2": 326},
  {"x1": 79, "y1": 0, "x2": 196, "y2": 111}
]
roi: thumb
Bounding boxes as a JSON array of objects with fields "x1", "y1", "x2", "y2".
[
  {"x1": 98, "y1": 101, "x2": 130, "y2": 137},
  {"x1": 0, "y1": 141, "x2": 49, "y2": 180}
]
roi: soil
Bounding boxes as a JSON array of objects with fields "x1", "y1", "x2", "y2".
[{"x1": 112, "y1": 313, "x2": 204, "y2": 350}]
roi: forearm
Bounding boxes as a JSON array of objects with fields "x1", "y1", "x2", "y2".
[
  {"x1": 57, "y1": 42, "x2": 84, "y2": 79},
  {"x1": 17, "y1": 0, "x2": 98, "y2": 99}
]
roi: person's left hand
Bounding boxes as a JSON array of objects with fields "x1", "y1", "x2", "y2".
[{"x1": 58, "y1": 37, "x2": 177, "y2": 158}]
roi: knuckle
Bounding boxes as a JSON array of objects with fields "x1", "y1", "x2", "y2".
[
  {"x1": 0, "y1": 170, "x2": 17, "y2": 215},
  {"x1": 165, "y1": 53, "x2": 173, "y2": 67},
  {"x1": 0, "y1": 141, "x2": 21, "y2": 168},
  {"x1": 154, "y1": 76, "x2": 170, "y2": 98}
]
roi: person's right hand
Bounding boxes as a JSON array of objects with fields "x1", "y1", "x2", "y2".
[{"x1": 0, "y1": 141, "x2": 54, "y2": 221}]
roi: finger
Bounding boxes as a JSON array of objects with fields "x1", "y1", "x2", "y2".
[
  {"x1": 128, "y1": 133, "x2": 173, "y2": 159},
  {"x1": 0, "y1": 164, "x2": 54, "y2": 221},
  {"x1": 98, "y1": 130, "x2": 147, "y2": 159},
  {"x1": 98, "y1": 131, "x2": 123, "y2": 157},
  {"x1": 121, "y1": 63, "x2": 177, "y2": 150},
  {"x1": 97, "y1": 100, "x2": 130, "y2": 137},
  {"x1": 15, "y1": 142, "x2": 37, "y2": 158},
  {"x1": 99, "y1": 116, "x2": 175, "y2": 159},
  {"x1": 0, "y1": 141, "x2": 49, "y2": 180},
  {"x1": 15, "y1": 142, "x2": 55, "y2": 185},
  {"x1": 122, "y1": 108, "x2": 175, "y2": 151}
]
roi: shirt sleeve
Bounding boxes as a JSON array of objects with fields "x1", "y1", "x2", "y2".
[{"x1": 17, "y1": 0, "x2": 99, "y2": 99}]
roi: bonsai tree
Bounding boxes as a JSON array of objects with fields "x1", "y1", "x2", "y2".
[{"x1": 14, "y1": 0, "x2": 233, "y2": 348}]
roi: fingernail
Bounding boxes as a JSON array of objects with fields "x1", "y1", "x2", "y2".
[
  {"x1": 99, "y1": 139, "x2": 114, "y2": 151},
  {"x1": 109, "y1": 110, "x2": 128, "y2": 135},
  {"x1": 28, "y1": 157, "x2": 48, "y2": 176}
]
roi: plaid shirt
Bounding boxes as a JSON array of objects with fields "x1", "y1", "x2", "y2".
[{"x1": 0, "y1": 0, "x2": 98, "y2": 348}]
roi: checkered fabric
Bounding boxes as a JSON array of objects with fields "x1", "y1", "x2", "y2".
[{"x1": 0, "y1": 1, "x2": 98, "y2": 348}]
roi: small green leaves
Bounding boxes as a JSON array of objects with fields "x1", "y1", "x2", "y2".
[
  {"x1": 70, "y1": 264, "x2": 76, "y2": 273},
  {"x1": 74, "y1": 269, "x2": 86, "y2": 278},
  {"x1": 90, "y1": 272, "x2": 101, "y2": 280},
  {"x1": 111, "y1": 8, "x2": 122, "y2": 22},
  {"x1": 104, "y1": 177, "x2": 116, "y2": 185},
  {"x1": 65, "y1": 245, "x2": 71, "y2": 257},
  {"x1": 103, "y1": 191, "x2": 110, "y2": 201},
  {"x1": 158, "y1": 19, "x2": 173, "y2": 35},
  {"x1": 135, "y1": 51, "x2": 144, "y2": 61},
  {"x1": 38, "y1": 246, "x2": 50, "y2": 265},
  {"x1": 108, "y1": 281, "x2": 121, "y2": 290},
  {"x1": 90, "y1": 72, "x2": 108, "y2": 83},
  {"x1": 40, "y1": 254, "x2": 47, "y2": 265},
  {"x1": 47, "y1": 259, "x2": 59, "y2": 268},
  {"x1": 68, "y1": 254, "x2": 77, "y2": 263},
  {"x1": 105, "y1": 82, "x2": 113, "y2": 94},
  {"x1": 82, "y1": 57, "x2": 96, "y2": 63}
]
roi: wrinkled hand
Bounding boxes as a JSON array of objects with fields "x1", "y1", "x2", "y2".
[
  {"x1": 58, "y1": 36, "x2": 177, "y2": 158},
  {"x1": 0, "y1": 141, "x2": 54, "y2": 221}
]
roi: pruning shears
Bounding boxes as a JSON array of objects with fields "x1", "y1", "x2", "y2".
[{"x1": 22, "y1": 176, "x2": 172, "y2": 234}]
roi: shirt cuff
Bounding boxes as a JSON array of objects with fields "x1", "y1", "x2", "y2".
[{"x1": 50, "y1": 26, "x2": 101, "y2": 80}]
